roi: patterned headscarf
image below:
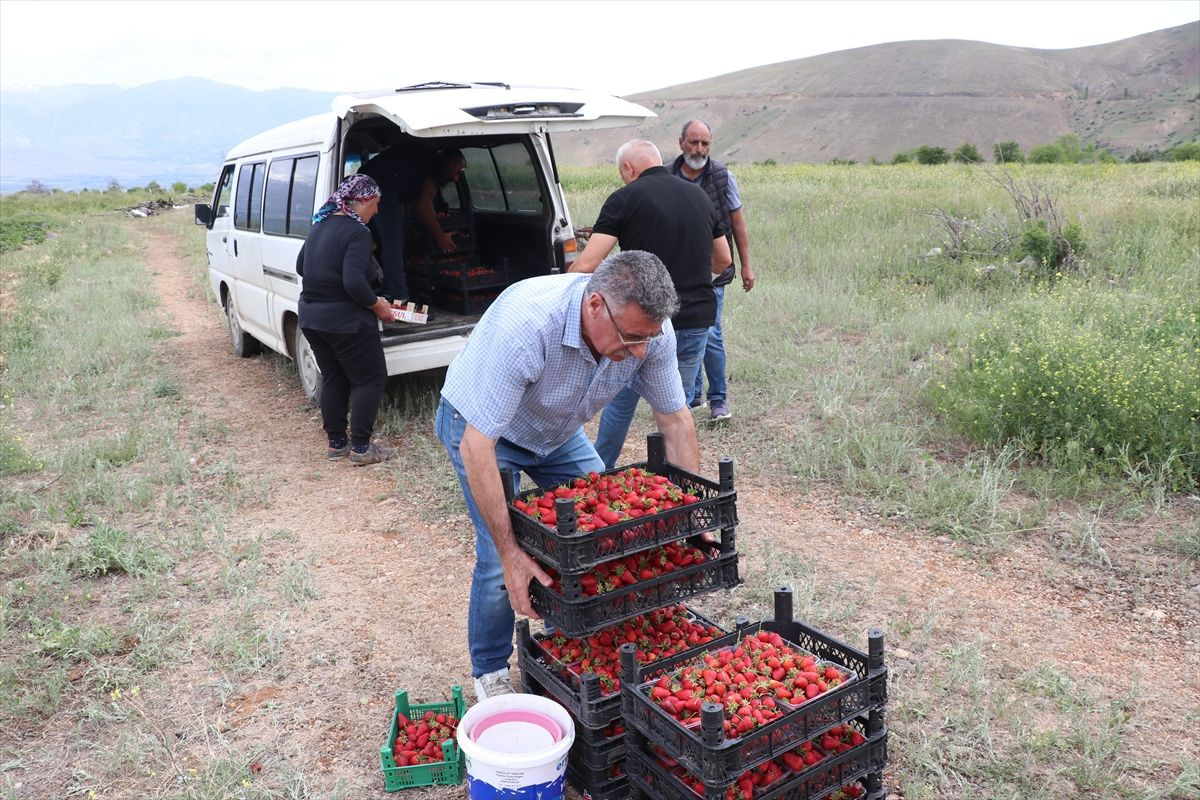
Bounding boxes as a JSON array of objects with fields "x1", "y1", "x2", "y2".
[{"x1": 312, "y1": 173, "x2": 381, "y2": 226}]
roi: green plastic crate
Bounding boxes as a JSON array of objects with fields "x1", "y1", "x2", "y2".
[{"x1": 380, "y1": 685, "x2": 466, "y2": 791}]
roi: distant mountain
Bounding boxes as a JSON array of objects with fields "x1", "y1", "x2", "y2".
[
  {"x1": 552, "y1": 22, "x2": 1199, "y2": 165},
  {"x1": 0, "y1": 78, "x2": 339, "y2": 193},
  {"x1": 1, "y1": 23, "x2": 1196, "y2": 193}
]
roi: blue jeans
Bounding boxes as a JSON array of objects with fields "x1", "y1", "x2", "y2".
[
  {"x1": 691, "y1": 285, "x2": 728, "y2": 405},
  {"x1": 435, "y1": 397, "x2": 604, "y2": 677},
  {"x1": 593, "y1": 326, "x2": 709, "y2": 470}
]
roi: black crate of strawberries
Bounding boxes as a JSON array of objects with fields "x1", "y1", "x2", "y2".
[
  {"x1": 620, "y1": 588, "x2": 889, "y2": 800},
  {"x1": 505, "y1": 434, "x2": 742, "y2": 639},
  {"x1": 504, "y1": 434, "x2": 743, "y2": 799}
]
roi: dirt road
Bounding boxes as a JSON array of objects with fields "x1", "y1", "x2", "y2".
[{"x1": 143, "y1": 216, "x2": 1198, "y2": 798}]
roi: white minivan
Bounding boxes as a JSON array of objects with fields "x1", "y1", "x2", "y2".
[{"x1": 195, "y1": 81, "x2": 653, "y2": 401}]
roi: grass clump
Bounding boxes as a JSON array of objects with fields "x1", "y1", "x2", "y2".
[{"x1": 932, "y1": 284, "x2": 1199, "y2": 492}]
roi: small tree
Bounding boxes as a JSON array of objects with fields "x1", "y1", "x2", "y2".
[
  {"x1": 891, "y1": 151, "x2": 913, "y2": 164},
  {"x1": 953, "y1": 143, "x2": 982, "y2": 163},
  {"x1": 993, "y1": 141, "x2": 1024, "y2": 164},
  {"x1": 146, "y1": 181, "x2": 163, "y2": 193},
  {"x1": 915, "y1": 145, "x2": 951, "y2": 165},
  {"x1": 24, "y1": 179, "x2": 51, "y2": 194},
  {"x1": 107, "y1": 178, "x2": 122, "y2": 192},
  {"x1": 171, "y1": 181, "x2": 188, "y2": 193}
]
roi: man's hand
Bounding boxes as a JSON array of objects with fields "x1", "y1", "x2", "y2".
[
  {"x1": 436, "y1": 231, "x2": 458, "y2": 254},
  {"x1": 741, "y1": 264, "x2": 756, "y2": 292},
  {"x1": 500, "y1": 546, "x2": 554, "y2": 619}
]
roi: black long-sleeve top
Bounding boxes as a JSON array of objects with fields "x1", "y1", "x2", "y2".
[{"x1": 296, "y1": 215, "x2": 378, "y2": 333}]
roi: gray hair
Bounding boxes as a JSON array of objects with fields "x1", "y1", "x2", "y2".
[
  {"x1": 680, "y1": 119, "x2": 712, "y2": 139},
  {"x1": 587, "y1": 250, "x2": 679, "y2": 322},
  {"x1": 615, "y1": 139, "x2": 662, "y2": 170}
]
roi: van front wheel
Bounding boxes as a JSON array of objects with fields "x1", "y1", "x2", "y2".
[
  {"x1": 294, "y1": 326, "x2": 322, "y2": 405},
  {"x1": 226, "y1": 294, "x2": 261, "y2": 358}
]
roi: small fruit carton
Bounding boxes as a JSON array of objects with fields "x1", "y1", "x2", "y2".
[
  {"x1": 620, "y1": 589, "x2": 887, "y2": 787},
  {"x1": 390, "y1": 300, "x2": 429, "y2": 324},
  {"x1": 379, "y1": 685, "x2": 466, "y2": 791},
  {"x1": 505, "y1": 434, "x2": 738, "y2": 574}
]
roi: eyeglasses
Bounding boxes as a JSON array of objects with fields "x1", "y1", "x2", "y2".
[{"x1": 600, "y1": 295, "x2": 664, "y2": 348}]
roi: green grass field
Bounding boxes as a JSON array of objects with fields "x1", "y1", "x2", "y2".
[{"x1": 1, "y1": 164, "x2": 1197, "y2": 799}]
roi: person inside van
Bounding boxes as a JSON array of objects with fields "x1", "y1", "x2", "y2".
[
  {"x1": 296, "y1": 174, "x2": 398, "y2": 466},
  {"x1": 358, "y1": 145, "x2": 468, "y2": 302}
]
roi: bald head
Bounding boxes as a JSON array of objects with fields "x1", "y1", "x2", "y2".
[{"x1": 615, "y1": 140, "x2": 662, "y2": 184}]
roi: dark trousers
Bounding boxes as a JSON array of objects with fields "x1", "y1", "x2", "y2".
[
  {"x1": 301, "y1": 323, "x2": 387, "y2": 448},
  {"x1": 375, "y1": 192, "x2": 408, "y2": 300}
]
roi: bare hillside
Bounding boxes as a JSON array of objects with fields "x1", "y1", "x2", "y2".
[{"x1": 552, "y1": 22, "x2": 1199, "y2": 164}]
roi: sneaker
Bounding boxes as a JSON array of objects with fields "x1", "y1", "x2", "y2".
[
  {"x1": 710, "y1": 400, "x2": 731, "y2": 421},
  {"x1": 327, "y1": 443, "x2": 350, "y2": 460},
  {"x1": 473, "y1": 667, "x2": 515, "y2": 701},
  {"x1": 348, "y1": 442, "x2": 397, "y2": 466},
  {"x1": 688, "y1": 396, "x2": 707, "y2": 409}
]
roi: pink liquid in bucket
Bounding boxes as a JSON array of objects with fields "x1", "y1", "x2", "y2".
[{"x1": 469, "y1": 710, "x2": 562, "y2": 754}]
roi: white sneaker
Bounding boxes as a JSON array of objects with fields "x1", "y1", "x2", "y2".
[{"x1": 473, "y1": 667, "x2": 515, "y2": 701}]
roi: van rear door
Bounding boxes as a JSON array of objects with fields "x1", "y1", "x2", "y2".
[{"x1": 332, "y1": 83, "x2": 654, "y2": 137}]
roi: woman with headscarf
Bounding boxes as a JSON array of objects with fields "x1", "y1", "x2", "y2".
[{"x1": 297, "y1": 174, "x2": 397, "y2": 465}]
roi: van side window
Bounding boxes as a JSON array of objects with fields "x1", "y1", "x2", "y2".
[
  {"x1": 234, "y1": 161, "x2": 266, "y2": 231},
  {"x1": 463, "y1": 144, "x2": 543, "y2": 214},
  {"x1": 288, "y1": 156, "x2": 319, "y2": 237},
  {"x1": 263, "y1": 155, "x2": 320, "y2": 238},
  {"x1": 263, "y1": 160, "x2": 292, "y2": 235},
  {"x1": 213, "y1": 165, "x2": 234, "y2": 218}
]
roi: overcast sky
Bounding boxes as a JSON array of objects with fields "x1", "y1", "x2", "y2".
[{"x1": 1, "y1": 0, "x2": 1197, "y2": 96}]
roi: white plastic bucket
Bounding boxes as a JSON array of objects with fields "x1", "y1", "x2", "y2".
[{"x1": 456, "y1": 693, "x2": 574, "y2": 800}]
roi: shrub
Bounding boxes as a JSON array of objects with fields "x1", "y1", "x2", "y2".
[
  {"x1": 171, "y1": 181, "x2": 188, "y2": 193},
  {"x1": 954, "y1": 143, "x2": 982, "y2": 164},
  {"x1": 23, "y1": 180, "x2": 51, "y2": 195},
  {"x1": 1167, "y1": 142, "x2": 1200, "y2": 161},
  {"x1": 932, "y1": 287, "x2": 1199, "y2": 492},
  {"x1": 891, "y1": 152, "x2": 913, "y2": 164},
  {"x1": 0, "y1": 216, "x2": 50, "y2": 253},
  {"x1": 1028, "y1": 143, "x2": 1066, "y2": 164},
  {"x1": 993, "y1": 141, "x2": 1024, "y2": 163},
  {"x1": 915, "y1": 146, "x2": 951, "y2": 165}
]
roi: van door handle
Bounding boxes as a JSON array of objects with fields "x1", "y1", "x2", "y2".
[{"x1": 233, "y1": 239, "x2": 238, "y2": 257}]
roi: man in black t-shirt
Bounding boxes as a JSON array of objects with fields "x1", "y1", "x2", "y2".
[{"x1": 569, "y1": 139, "x2": 730, "y2": 468}]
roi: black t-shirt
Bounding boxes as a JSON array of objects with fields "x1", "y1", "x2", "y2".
[
  {"x1": 359, "y1": 145, "x2": 439, "y2": 204},
  {"x1": 296, "y1": 215, "x2": 378, "y2": 333},
  {"x1": 591, "y1": 166, "x2": 719, "y2": 330}
]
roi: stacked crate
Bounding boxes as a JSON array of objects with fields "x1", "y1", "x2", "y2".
[
  {"x1": 619, "y1": 589, "x2": 889, "y2": 800},
  {"x1": 404, "y1": 214, "x2": 508, "y2": 314},
  {"x1": 506, "y1": 434, "x2": 742, "y2": 799}
]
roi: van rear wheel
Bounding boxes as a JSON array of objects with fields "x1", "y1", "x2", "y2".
[
  {"x1": 294, "y1": 325, "x2": 322, "y2": 405},
  {"x1": 226, "y1": 294, "x2": 261, "y2": 358}
]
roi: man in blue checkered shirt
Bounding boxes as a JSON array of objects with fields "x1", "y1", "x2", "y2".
[{"x1": 435, "y1": 250, "x2": 700, "y2": 701}]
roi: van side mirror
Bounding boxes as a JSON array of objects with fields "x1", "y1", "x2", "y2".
[{"x1": 194, "y1": 203, "x2": 212, "y2": 226}]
